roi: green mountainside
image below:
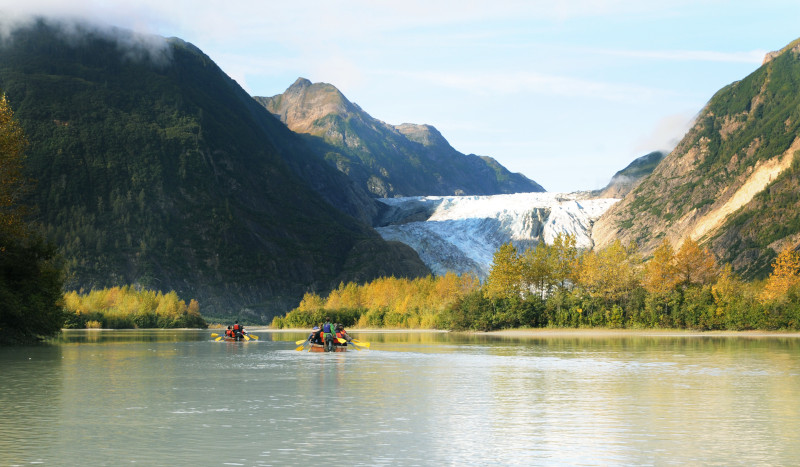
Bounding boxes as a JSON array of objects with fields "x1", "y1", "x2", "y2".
[
  {"x1": 0, "y1": 21, "x2": 429, "y2": 321},
  {"x1": 255, "y1": 78, "x2": 545, "y2": 198},
  {"x1": 594, "y1": 151, "x2": 666, "y2": 198},
  {"x1": 593, "y1": 39, "x2": 800, "y2": 278}
]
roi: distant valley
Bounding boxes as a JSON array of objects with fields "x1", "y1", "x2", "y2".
[
  {"x1": 2, "y1": 18, "x2": 798, "y2": 324},
  {"x1": 375, "y1": 192, "x2": 618, "y2": 279}
]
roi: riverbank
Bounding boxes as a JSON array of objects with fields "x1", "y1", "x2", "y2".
[{"x1": 482, "y1": 328, "x2": 800, "y2": 338}]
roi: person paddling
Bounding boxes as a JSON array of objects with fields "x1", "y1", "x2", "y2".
[
  {"x1": 335, "y1": 324, "x2": 351, "y2": 347},
  {"x1": 308, "y1": 326, "x2": 321, "y2": 345},
  {"x1": 322, "y1": 319, "x2": 335, "y2": 351},
  {"x1": 232, "y1": 320, "x2": 244, "y2": 341}
]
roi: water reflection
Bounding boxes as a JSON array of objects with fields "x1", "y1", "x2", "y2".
[{"x1": 1, "y1": 330, "x2": 798, "y2": 465}]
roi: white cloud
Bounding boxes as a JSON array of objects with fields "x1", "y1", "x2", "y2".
[{"x1": 633, "y1": 111, "x2": 698, "y2": 153}]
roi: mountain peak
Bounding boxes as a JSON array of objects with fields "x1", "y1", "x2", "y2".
[
  {"x1": 257, "y1": 77, "x2": 355, "y2": 133},
  {"x1": 289, "y1": 77, "x2": 313, "y2": 89},
  {"x1": 762, "y1": 37, "x2": 800, "y2": 65},
  {"x1": 254, "y1": 78, "x2": 546, "y2": 198}
]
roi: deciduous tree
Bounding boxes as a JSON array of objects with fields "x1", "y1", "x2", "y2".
[
  {"x1": 760, "y1": 248, "x2": 800, "y2": 302},
  {"x1": 674, "y1": 238, "x2": 718, "y2": 288},
  {"x1": 0, "y1": 94, "x2": 29, "y2": 246},
  {"x1": 643, "y1": 239, "x2": 678, "y2": 295},
  {"x1": 484, "y1": 242, "x2": 523, "y2": 300}
]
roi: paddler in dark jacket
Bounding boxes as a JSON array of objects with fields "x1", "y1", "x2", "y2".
[{"x1": 308, "y1": 326, "x2": 321, "y2": 344}]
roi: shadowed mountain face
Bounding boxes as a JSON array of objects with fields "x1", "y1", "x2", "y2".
[
  {"x1": 255, "y1": 78, "x2": 545, "y2": 198},
  {"x1": 593, "y1": 38, "x2": 800, "y2": 278},
  {"x1": 0, "y1": 20, "x2": 429, "y2": 321}
]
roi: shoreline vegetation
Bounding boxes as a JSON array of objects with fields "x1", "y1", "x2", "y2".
[
  {"x1": 249, "y1": 327, "x2": 800, "y2": 337},
  {"x1": 271, "y1": 235, "x2": 800, "y2": 333},
  {"x1": 63, "y1": 286, "x2": 207, "y2": 329}
]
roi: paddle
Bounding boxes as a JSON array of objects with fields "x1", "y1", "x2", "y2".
[
  {"x1": 351, "y1": 339, "x2": 370, "y2": 348},
  {"x1": 210, "y1": 333, "x2": 219, "y2": 338},
  {"x1": 243, "y1": 333, "x2": 250, "y2": 341},
  {"x1": 295, "y1": 343, "x2": 307, "y2": 351},
  {"x1": 295, "y1": 338, "x2": 309, "y2": 345},
  {"x1": 215, "y1": 336, "x2": 223, "y2": 341}
]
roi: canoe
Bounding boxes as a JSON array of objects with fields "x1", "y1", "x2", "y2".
[
  {"x1": 216, "y1": 335, "x2": 254, "y2": 342},
  {"x1": 308, "y1": 343, "x2": 347, "y2": 352}
]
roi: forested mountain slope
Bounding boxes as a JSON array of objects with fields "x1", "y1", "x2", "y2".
[
  {"x1": 594, "y1": 151, "x2": 665, "y2": 199},
  {"x1": 593, "y1": 38, "x2": 800, "y2": 278},
  {"x1": 0, "y1": 20, "x2": 428, "y2": 321},
  {"x1": 256, "y1": 78, "x2": 545, "y2": 198}
]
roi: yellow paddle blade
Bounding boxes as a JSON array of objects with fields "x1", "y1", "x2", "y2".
[
  {"x1": 210, "y1": 333, "x2": 219, "y2": 338},
  {"x1": 337, "y1": 338, "x2": 347, "y2": 344},
  {"x1": 215, "y1": 336, "x2": 223, "y2": 341},
  {"x1": 295, "y1": 339, "x2": 308, "y2": 345},
  {"x1": 249, "y1": 334, "x2": 259, "y2": 340},
  {"x1": 352, "y1": 340, "x2": 370, "y2": 348},
  {"x1": 244, "y1": 334, "x2": 250, "y2": 341},
  {"x1": 295, "y1": 344, "x2": 306, "y2": 351}
]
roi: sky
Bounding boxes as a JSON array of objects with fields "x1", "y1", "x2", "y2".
[{"x1": 3, "y1": 1, "x2": 800, "y2": 192}]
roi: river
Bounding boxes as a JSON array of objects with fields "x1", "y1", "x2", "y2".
[{"x1": 1, "y1": 330, "x2": 798, "y2": 466}]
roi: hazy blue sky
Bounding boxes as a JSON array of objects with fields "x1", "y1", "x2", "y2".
[{"x1": 5, "y1": 1, "x2": 800, "y2": 192}]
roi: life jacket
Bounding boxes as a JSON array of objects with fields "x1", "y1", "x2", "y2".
[
  {"x1": 225, "y1": 329, "x2": 232, "y2": 337},
  {"x1": 322, "y1": 323, "x2": 332, "y2": 334},
  {"x1": 233, "y1": 324, "x2": 242, "y2": 333}
]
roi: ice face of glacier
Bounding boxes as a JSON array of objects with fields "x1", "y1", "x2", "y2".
[{"x1": 375, "y1": 192, "x2": 619, "y2": 280}]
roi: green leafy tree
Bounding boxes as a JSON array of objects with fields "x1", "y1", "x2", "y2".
[
  {"x1": 551, "y1": 233, "x2": 578, "y2": 290},
  {"x1": 485, "y1": 242, "x2": 523, "y2": 300},
  {"x1": 521, "y1": 242, "x2": 554, "y2": 299}
]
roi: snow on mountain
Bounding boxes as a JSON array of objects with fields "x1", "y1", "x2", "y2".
[{"x1": 376, "y1": 192, "x2": 619, "y2": 279}]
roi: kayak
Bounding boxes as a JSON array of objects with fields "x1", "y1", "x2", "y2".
[{"x1": 308, "y1": 343, "x2": 347, "y2": 352}]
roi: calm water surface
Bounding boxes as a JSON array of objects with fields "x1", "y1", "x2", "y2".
[{"x1": 1, "y1": 330, "x2": 798, "y2": 466}]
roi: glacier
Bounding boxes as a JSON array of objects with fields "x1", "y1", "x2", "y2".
[{"x1": 375, "y1": 192, "x2": 619, "y2": 280}]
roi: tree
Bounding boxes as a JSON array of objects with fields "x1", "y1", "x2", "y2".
[
  {"x1": 760, "y1": 247, "x2": 800, "y2": 303},
  {"x1": 485, "y1": 242, "x2": 523, "y2": 300},
  {"x1": 0, "y1": 94, "x2": 65, "y2": 343},
  {"x1": 673, "y1": 238, "x2": 717, "y2": 288},
  {"x1": 551, "y1": 233, "x2": 578, "y2": 290},
  {"x1": 643, "y1": 239, "x2": 678, "y2": 295},
  {"x1": 521, "y1": 242, "x2": 554, "y2": 299},
  {"x1": 0, "y1": 94, "x2": 29, "y2": 247},
  {"x1": 575, "y1": 240, "x2": 639, "y2": 304}
]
